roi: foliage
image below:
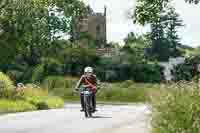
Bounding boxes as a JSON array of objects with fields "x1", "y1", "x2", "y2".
[
  {"x1": 42, "y1": 76, "x2": 78, "y2": 90},
  {"x1": 41, "y1": 76, "x2": 78, "y2": 98},
  {"x1": 0, "y1": 72, "x2": 15, "y2": 99},
  {"x1": 97, "y1": 82, "x2": 160, "y2": 102},
  {"x1": 133, "y1": 0, "x2": 199, "y2": 25},
  {"x1": 22, "y1": 84, "x2": 48, "y2": 98},
  {"x1": 131, "y1": 63, "x2": 163, "y2": 83},
  {"x1": 45, "y1": 97, "x2": 64, "y2": 109},
  {"x1": 0, "y1": 99, "x2": 36, "y2": 113},
  {"x1": 133, "y1": 0, "x2": 171, "y2": 25},
  {"x1": 151, "y1": 81, "x2": 200, "y2": 133},
  {"x1": 43, "y1": 58, "x2": 64, "y2": 76},
  {"x1": 15, "y1": 83, "x2": 64, "y2": 110},
  {"x1": 173, "y1": 55, "x2": 200, "y2": 81},
  {"x1": 122, "y1": 32, "x2": 150, "y2": 63},
  {"x1": 148, "y1": 6, "x2": 183, "y2": 61},
  {"x1": 63, "y1": 48, "x2": 100, "y2": 75},
  {"x1": 133, "y1": 1, "x2": 184, "y2": 61},
  {"x1": 0, "y1": 0, "x2": 88, "y2": 64},
  {"x1": 41, "y1": 75, "x2": 161, "y2": 103},
  {"x1": 31, "y1": 64, "x2": 45, "y2": 83},
  {"x1": 26, "y1": 96, "x2": 64, "y2": 110}
]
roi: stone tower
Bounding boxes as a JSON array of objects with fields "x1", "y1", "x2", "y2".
[{"x1": 72, "y1": 6, "x2": 107, "y2": 48}]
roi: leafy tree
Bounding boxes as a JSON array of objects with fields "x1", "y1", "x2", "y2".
[
  {"x1": 133, "y1": 0, "x2": 184, "y2": 61},
  {"x1": 164, "y1": 7, "x2": 184, "y2": 57},
  {"x1": 123, "y1": 32, "x2": 150, "y2": 63},
  {"x1": 0, "y1": 0, "x2": 49, "y2": 64},
  {"x1": 133, "y1": 0, "x2": 199, "y2": 25},
  {"x1": 0, "y1": 0, "x2": 88, "y2": 65}
]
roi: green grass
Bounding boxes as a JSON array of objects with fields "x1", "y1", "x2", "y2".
[
  {"x1": 96, "y1": 82, "x2": 160, "y2": 102},
  {"x1": 41, "y1": 77, "x2": 161, "y2": 103}
]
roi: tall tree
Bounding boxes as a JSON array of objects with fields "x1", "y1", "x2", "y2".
[
  {"x1": 0, "y1": 0, "x2": 88, "y2": 64},
  {"x1": 148, "y1": 6, "x2": 184, "y2": 61},
  {"x1": 133, "y1": 0, "x2": 184, "y2": 61},
  {"x1": 164, "y1": 7, "x2": 183, "y2": 57}
]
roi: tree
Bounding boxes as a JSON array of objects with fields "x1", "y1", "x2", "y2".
[
  {"x1": 133, "y1": 0, "x2": 184, "y2": 61},
  {"x1": 185, "y1": 0, "x2": 200, "y2": 4},
  {"x1": 149, "y1": 17, "x2": 169, "y2": 61},
  {"x1": 164, "y1": 7, "x2": 184, "y2": 57},
  {"x1": 148, "y1": 6, "x2": 184, "y2": 61},
  {"x1": 0, "y1": 0, "x2": 88, "y2": 65},
  {"x1": 133, "y1": 0, "x2": 199, "y2": 25},
  {"x1": 123, "y1": 32, "x2": 150, "y2": 63},
  {"x1": 0, "y1": 0, "x2": 49, "y2": 64}
]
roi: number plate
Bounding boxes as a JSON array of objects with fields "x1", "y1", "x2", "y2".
[{"x1": 83, "y1": 91, "x2": 90, "y2": 95}]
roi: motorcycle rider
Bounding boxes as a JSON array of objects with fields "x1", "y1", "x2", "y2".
[{"x1": 75, "y1": 66, "x2": 100, "y2": 112}]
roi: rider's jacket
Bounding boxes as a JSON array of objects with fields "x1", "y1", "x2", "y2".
[{"x1": 80, "y1": 74, "x2": 97, "y2": 92}]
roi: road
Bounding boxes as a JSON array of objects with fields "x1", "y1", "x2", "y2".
[{"x1": 0, "y1": 103, "x2": 151, "y2": 133}]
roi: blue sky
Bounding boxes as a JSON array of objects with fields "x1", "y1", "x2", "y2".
[{"x1": 83, "y1": 0, "x2": 200, "y2": 47}]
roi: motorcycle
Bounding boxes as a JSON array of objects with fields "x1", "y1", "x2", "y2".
[
  {"x1": 75, "y1": 85, "x2": 96, "y2": 118},
  {"x1": 81, "y1": 87, "x2": 94, "y2": 118}
]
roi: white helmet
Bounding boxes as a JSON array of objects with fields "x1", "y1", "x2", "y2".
[{"x1": 84, "y1": 66, "x2": 93, "y2": 73}]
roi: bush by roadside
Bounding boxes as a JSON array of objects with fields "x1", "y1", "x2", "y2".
[
  {"x1": 0, "y1": 72, "x2": 64, "y2": 113},
  {"x1": 26, "y1": 96, "x2": 64, "y2": 110},
  {"x1": 150, "y1": 81, "x2": 200, "y2": 133},
  {"x1": 0, "y1": 72, "x2": 15, "y2": 99},
  {"x1": 0, "y1": 99, "x2": 36, "y2": 113}
]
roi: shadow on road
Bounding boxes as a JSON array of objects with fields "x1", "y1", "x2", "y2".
[{"x1": 92, "y1": 116, "x2": 112, "y2": 119}]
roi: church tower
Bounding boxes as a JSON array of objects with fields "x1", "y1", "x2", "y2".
[{"x1": 72, "y1": 6, "x2": 107, "y2": 48}]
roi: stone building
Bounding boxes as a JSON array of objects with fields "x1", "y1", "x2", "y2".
[{"x1": 72, "y1": 6, "x2": 107, "y2": 49}]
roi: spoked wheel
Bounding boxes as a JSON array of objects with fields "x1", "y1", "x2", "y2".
[
  {"x1": 84, "y1": 95, "x2": 92, "y2": 118},
  {"x1": 88, "y1": 95, "x2": 93, "y2": 117}
]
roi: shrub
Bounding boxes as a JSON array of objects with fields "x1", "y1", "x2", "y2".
[
  {"x1": 31, "y1": 65, "x2": 45, "y2": 83},
  {"x1": 46, "y1": 97, "x2": 64, "y2": 109},
  {"x1": 14, "y1": 83, "x2": 48, "y2": 100},
  {"x1": 131, "y1": 63, "x2": 163, "y2": 83},
  {"x1": 21, "y1": 67, "x2": 34, "y2": 83},
  {"x1": 26, "y1": 96, "x2": 49, "y2": 110},
  {"x1": 6, "y1": 70, "x2": 24, "y2": 84},
  {"x1": 105, "y1": 70, "x2": 119, "y2": 82},
  {"x1": 43, "y1": 58, "x2": 64, "y2": 75},
  {"x1": 151, "y1": 81, "x2": 200, "y2": 133},
  {"x1": 23, "y1": 84, "x2": 48, "y2": 97},
  {"x1": 0, "y1": 72, "x2": 15, "y2": 99},
  {"x1": 0, "y1": 99, "x2": 36, "y2": 113},
  {"x1": 26, "y1": 96, "x2": 64, "y2": 110},
  {"x1": 173, "y1": 55, "x2": 200, "y2": 81},
  {"x1": 42, "y1": 76, "x2": 78, "y2": 92}
]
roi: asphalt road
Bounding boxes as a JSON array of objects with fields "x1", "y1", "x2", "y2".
[{"x1": 0, "y1": 103, "x2": 151, "y2": 133}]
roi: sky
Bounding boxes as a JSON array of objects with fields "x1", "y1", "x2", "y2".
[{"x1": 83, "y1": 0, "x2": 200, "y2": 47}]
